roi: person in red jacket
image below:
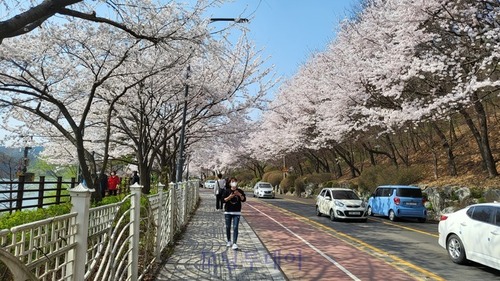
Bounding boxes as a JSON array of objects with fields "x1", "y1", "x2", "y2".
[{"x1": 107, "y1": 171, "x2": 120, "y2": 196}]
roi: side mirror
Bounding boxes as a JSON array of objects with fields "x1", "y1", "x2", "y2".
[{"x1": 325, "y1": 195, "x2": 332, "y2": 201}]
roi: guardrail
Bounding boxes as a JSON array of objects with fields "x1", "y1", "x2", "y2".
[
  {"x1": 0, "y1": 176, "x2": 76, "y2": 213},
  {"x1": 0, "y1": 180, "x2": 199, "y2": 281}
]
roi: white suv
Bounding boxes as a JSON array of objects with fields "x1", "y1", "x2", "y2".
[{"x1": 316, "y1": 188, "x2": 367, "y2": 221}]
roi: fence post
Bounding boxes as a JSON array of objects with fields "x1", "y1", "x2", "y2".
[
  {"x1": 182, "y1": 181, "x2": 188, "y2": 224},
  {"x1": 55, "y1": 177, "x2": 63, "y2": 205},
  {"x1": 168, "y1": 183, "x2": 175, "y2": 243},
  {"x1": 69, "y1": 183, "x2": 95, "y2": 281},
  {"x1": 194, "y1": 180, "x2": 199, "y2": 211},
  {"x1": 156, "y1": 183, "x2": 165, "y2": 263},
  {"x1": 129, "y1": 182, "x2": 142, "y2": 280},
  {"x1": 37, "y1": 176, "x2": 45, "y2": 208},
  {"x1": 16, "y1": 176, "x2": 25, "y2": 211}
]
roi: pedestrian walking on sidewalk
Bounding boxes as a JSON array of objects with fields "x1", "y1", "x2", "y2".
[
  {"x1": 214, "y1": 173, "x2": 226, "y2": 210},
  {"x1": 222, "y1": 177, "x2": 246, "y2": 250}
]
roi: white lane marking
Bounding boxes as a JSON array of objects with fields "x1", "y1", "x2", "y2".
[{"x1": 246, "y1": 203, "x2": 361, "y2": 281}]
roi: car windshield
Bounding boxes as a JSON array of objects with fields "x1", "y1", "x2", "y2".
[
  {"x1": 331, "y1": 190, "x2": 359, "y2": 200},
  {"x1": 259, "y1": 183, "x2": 272, "y2": 189},
  {"x1": 397, "y1": 188, "x2": 422, "y2": 197}
]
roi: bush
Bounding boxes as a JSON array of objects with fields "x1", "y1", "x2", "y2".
[
  {"x1": 262, "y1": 171, "x2": 283, "y2": 187},
  {"x1": 470, "y1": 187, "x2": 483, "y2": 199},
  {"x1": 295, "y1": 173, "x2": 336, "y2": 195},
  {"x1": 233, "y1": 170, "x2": 254, "y2": 187},
  {"x1": 323, "y1": 180, "x2": 340, "y2": 188},
  {"x1": 357, "y1": 165, "x2": 424, "y2": 194},
  {"x1": 0, "y1": 202, "x2": 72, "y2": 230},
  {"x1": 280, "y1": 175, "x2": 297, "y2": 193}
]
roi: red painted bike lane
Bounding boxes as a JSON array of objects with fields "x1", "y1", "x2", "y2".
[{"x1": 243, "y1": 199, "x2": 418, "y2": 281}]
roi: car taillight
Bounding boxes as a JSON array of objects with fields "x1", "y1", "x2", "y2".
[
  {"x1": 440, "y1": 215, "x2": 448, "y2": 221},
  {"x1": 394, "y1": 197, "x2": 400, "y2": 205},
  {"x1": 422, "y1": 198, "x2": 427, "y2": 204}
]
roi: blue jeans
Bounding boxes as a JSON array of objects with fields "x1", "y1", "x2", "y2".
[{"x1": 224, "y1": 214, "x2": 241, "y2": 243}]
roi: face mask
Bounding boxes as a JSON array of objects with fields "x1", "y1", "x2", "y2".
[{"x1": 230, "y1": 182, "x2": 237, "y2": 187}]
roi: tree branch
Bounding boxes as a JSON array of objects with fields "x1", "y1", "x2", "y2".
[
  {"x1": 0, "y1": 0, "x2": 82, "y2": 43},
  {"x1": 58, "y1": 8, "x2": 162, "y2": 44}
]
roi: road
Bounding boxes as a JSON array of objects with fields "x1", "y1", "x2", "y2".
[{"x1": 242, "y1": 195, "x2": 500, "y2": 281}]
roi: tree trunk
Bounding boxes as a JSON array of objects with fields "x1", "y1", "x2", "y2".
[
  {"x1": 383, "y1": 134, "x2": 398, "y2": 167},
  {"x1": 330, "y1": 150, "x2": 343, "y2": 178},
  {"x1": 334, "y1": 146, "x2": 360, "y2": 178},
  {"x1": 431, "y1": 122, "x2": 457, "y2": 177},
  {"x1": 459, "y1": 94, "x2": 498, "y2": 177}
]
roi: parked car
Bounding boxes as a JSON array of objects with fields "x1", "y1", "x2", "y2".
[
  {"x1": 438, "y1": 202, "x2": 500, "y2": 270},
  {"x1": 253, "y1": 181, "x2": 275, "y2": 198},
  {"x1": 367, "y1": 185, "x2": 427, "y2": 222},
  {"x1": 204, "y1": 180, "x2": 216, "y2": 189},
  {"x1": 315, "y1": 188, "x2": 367, "y2": 221}
]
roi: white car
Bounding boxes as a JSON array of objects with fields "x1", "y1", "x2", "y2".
[
  {"x1": 253, "y1": 181, "x2": 275, "y2": 198},
  {"x1": 204, "y1": 180, "x2": 216, "y2": 189},
  {"x1": 438, "y1": 202, "x2": 500, "y2": 270},
  {"x1": 316, "y1": 188, "x2": 367, "y2": 221}
]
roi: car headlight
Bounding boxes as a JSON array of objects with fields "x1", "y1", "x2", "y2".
[
  {"x1": 334, "y1": 200, "x2": 344, "y2": 207},
  {"x1": 361, "y1": 201, "x2": 366, "y2": 208}
]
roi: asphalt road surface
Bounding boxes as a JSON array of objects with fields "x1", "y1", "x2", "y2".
[{"x1": 242, "y1": 196, "x2": 500, "y2": 281}]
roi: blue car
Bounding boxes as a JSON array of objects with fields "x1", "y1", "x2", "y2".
[{"x1": 367, "y1": 185, "x2": 427, "y2": 222}]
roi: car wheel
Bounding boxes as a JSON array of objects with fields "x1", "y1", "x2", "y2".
[
  {"x1": 447, "y1": 234, "x2": 467, "y2": 264},
  {"x1": 329, "y1": 209, "x2": 336, "y2": 221},
  {"x1": 367, "y1": 206, "x2": 373, "y2": 216},
  {"x1": 388, "y1": 210, "x2": 397, "y2": 221},
  {"x1": 316, "y1": 206, "x2": 322, "y2": 217},
  {"x1": 253, "y1": 194, "x2": 256, "y2": 197}
]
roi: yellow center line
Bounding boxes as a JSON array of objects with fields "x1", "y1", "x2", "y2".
[
  {"x1": 248, "y1": 198, "x2": 446, "y2": 281},
  {"x1": 370, "y1": 217, "x2": 439, "y2": 238}
]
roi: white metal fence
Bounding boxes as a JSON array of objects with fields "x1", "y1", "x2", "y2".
[{"x1": 0, "y1": 180, "x2": 199, "y2": 281}]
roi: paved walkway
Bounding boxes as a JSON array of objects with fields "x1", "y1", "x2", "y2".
[{"x1": 154, "y1": 189, "x2": 287, "y2": 281}]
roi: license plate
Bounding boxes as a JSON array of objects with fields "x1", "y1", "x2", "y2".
[
  {"x1": 406, "y1": 202, "x2": 417, "y2": 206},
  {"x1": 350, "y1": 212, "x2": 360, "y2": 215}
]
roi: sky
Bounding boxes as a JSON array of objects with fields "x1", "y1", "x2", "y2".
[{"x1": 204, "y1": 0, "x2": 361, "y2": 92}]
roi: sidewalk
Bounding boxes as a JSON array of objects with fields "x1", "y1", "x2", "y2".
[{"x1": 154, "y1": 189, "x2": 287, "y2": 281}]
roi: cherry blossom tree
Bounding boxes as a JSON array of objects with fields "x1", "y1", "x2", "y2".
[
  {"x1": 251, "y1": 0, "x2": 499, "y2": 179},
  {"x1": 0, "y1": 0, "x2": 271, "y2": 193}
]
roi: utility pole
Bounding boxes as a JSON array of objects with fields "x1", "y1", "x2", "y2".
[{"x1": 175, "y1": 17, "x2": 249, "y2": 183}]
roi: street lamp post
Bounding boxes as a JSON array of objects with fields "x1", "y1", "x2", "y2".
[
  {"x1": 175, "y1": 17, "x2": 248, "y2": 183},
  {"x1": 210, "y1": 18, "x2": 249, "y2": 23},
  {"x1": 176, "y1": 65, "x2": 190, "y2": 183}
]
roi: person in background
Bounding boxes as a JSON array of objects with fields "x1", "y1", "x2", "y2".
[
  {"x1": 214, "y1": 173, "x2": 226, "y2": 210},
  {"x1": 107, "y1": 171, "x2": 120, "y2": 196},
  {"x1": 130, "y1": 171, "x2": 140, "y2": 185},
  {"x1": 99, "y1": 172, "x2": 108, "y2": 198},
  {"x1": 222, "y1": 177, "x2": 246, "y2": 250}
]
